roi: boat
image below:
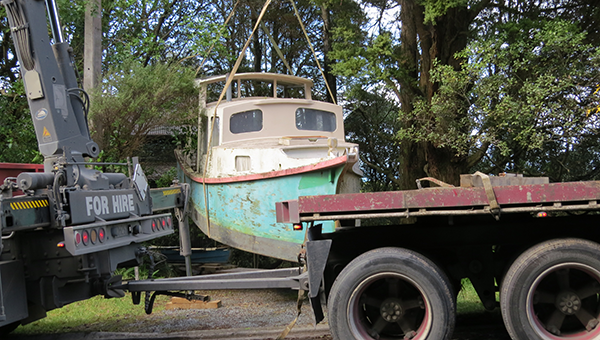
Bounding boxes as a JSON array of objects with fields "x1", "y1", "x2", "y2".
[{"x1": 176, "y1": 73, "x2": 362, "y2": 262}]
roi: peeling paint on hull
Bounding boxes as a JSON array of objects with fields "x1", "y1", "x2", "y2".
[{"x1": 178, "y1": 159, "x2": 351, "y2": 262}]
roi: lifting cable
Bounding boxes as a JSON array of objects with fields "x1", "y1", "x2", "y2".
[
  {"x1": 192, "y1": 0, "x2": 241, "y2": 76},
  {"x1": 260, "y1": 21, "x2": 293, "y2": 75},
  {"x1": 199, "y1": 0, "x2": 337, "y2": 242},
  {"x1": 289, "y1": 0, "x2": 337, "y2": 105},
  {"x1": 196, "y1": 2, "x2": 325, "y2": 337},
  {"x1": 201, "y1": 0, "x2": 273, "y2": 238}
]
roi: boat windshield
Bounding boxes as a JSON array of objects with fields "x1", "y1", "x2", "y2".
[
  {"x1": 230, "y1": 109, "x2": 263, "y2": 134},
  {"x1": 295, "y1": 108, "x2": 336, "y2": 132}
]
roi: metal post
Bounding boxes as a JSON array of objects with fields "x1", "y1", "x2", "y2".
[
  {"x1": 83, "y1": 0, "x2": 102, "y2": 92},
  {"x1": 175, "y1": 184, "x2": 192, "y2": 276},
  {"x1": 196, "y1": 85, "x2": 207, "y2": 172},
  {"x1": 226, "y1": 73, "x2": 232, "y2": 102},
  {"x1": 179, "y1": 217, "x2": 193, "y2": 276}
]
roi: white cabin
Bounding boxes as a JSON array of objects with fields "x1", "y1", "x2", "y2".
[{"x1": 191, "y1": 73, "x2": 359, "y2": 179}]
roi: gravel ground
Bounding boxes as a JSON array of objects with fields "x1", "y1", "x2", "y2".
[
  {"x1": 7, "y1": 289, "x2": 512, "y2": 340},
  {"x1": 129, "y1": 289, "x2": 318, "y2": 333}
]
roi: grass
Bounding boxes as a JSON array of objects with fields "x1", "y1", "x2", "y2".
[
  {"x1": 13, "y1": 279, "x2": 489, "y2": 335},
  {"x1": 12, "y1": 293, "x2": 170, "y2": 335},
  {"x1": 457, "y1": 278, "x2": 488, "y2": 314}
]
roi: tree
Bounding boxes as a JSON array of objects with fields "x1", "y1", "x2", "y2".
[
  {"x1": 344, "y1": 85, "x2": 403, "y2": 192},
  {"x1": 333, "y1": 0, "x2": 600, "y2": 188},
  {"x1": 89, "y1": 61, "x2": 197, "y2": 163},
  {"x1": 461, "y1": 19, "x2": 600, "y2": 181},
  {"x1": 0, "y1": 80, "x2": 40, "y2": 163}
]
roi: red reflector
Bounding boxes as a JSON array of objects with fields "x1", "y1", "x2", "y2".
[
  {"x1": 75, "y1": 232, "x2": 81, "y2": 246},
  {"x1": 293, "y1": 223, "x2": 303, "y2": 231},
  {"x1": 537, "y1": 212, "x2": 548, "y2": 218},
  {"x1": 98, "y1": 228, "x2": 106, "y2": 243},
  {"x1": 57, "y1": 242, "x2": 65, "y2": 248},
  {"x1": 167, "y1": 216, "x2": 172, "y2": 228},
  {"x1": 82, "y1": 230, "x2": 90, "y2": 246}
]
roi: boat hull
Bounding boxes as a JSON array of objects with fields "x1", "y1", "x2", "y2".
[{"x1": 177, "y1": 157, "x2": 357, "y2": 262}]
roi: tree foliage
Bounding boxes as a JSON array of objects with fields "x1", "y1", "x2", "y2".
[
  {"x1": 344, "y1": 85, "x2": 403, "y2": 192},
  {"x1": 89, "y1": 61, "x2": 197, "y2": 162},
  {"x1": 451, "y1": 19, "x2": 600, "y2": 182},
  {"x1": 1, "y1": 0, "x2": 600, "y2": 189},
  {"x1": 333, "y1": 0, "x2": 600, "y2": 188},
  {"x1": 0, "y1": 80, "x2": 40, "y2": 163}
]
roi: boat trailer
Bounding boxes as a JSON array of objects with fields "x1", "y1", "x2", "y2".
[{"x1": 108, "y1": 185, "x2": 332, "y2": 323}]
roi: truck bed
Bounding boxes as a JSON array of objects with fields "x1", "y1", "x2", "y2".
[{"x1": 276, "y1": 180, "x2": 600, "y2": 223}]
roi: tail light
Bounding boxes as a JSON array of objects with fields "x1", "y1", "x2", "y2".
[{"x1": 82, "y1": 230, "x2": 90, "y2": 246}]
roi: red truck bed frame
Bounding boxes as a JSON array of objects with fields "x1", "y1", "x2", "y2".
[{"x1": 277, "y1": 180, "x2": 600, "y2": 223}]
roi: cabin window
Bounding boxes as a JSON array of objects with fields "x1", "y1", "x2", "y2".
[
  {"x1": 235, "y1": 156, "x2": 251, "y2": 171},
  {"x1": 230, "y1": 109, "x2": 263, "y2": 134},
  {"x1": 295, "y1": 108, "x2": 336, "y2": 132}
]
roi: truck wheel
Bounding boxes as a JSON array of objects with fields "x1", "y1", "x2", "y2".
[
  {"x1": 327, "y1": 247, "x2": 456, "y2": 340},
  {"x1": 501, "y1": 238, "x2": 600, "y2": 340}
]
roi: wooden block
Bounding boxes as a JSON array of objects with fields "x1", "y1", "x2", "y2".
[{"x1": 165, "y1": 298, "x2": 221, "y2": 310}]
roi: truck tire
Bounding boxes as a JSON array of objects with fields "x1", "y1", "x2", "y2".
[
  {"x1": 500, "y1": 238, "x2": 600, "y2": 340},
  {"x1": 327, "y1": 247, "x2": 456, "y2": 340}
]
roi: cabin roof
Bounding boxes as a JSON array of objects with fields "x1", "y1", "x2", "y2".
[{"x1": 196, "y1": 72, "x2": 313, "y2": 88}]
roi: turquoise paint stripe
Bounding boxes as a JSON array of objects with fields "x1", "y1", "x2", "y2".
[{"x1": 180, "y1": 166, "x2": 344, "y2": 248}]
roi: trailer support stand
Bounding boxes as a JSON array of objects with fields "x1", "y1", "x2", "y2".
[
  {"x1": 175, "y1": 183, "x2": 192, "y2": 277},
  {"x1": 305, "y1": 239, "x2": 332, "y2": 324}
]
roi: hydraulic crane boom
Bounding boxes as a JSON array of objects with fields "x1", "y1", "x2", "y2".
[
  {"x1": 0, "y1": 0, "x2": 183, "y2": 333},
  {"x1": 3, "y1": 0, "x2": 99, "y2": 163}
]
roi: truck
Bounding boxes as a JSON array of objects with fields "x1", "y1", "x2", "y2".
[
  {"x1": 0, "y1": 0, "x2": 184, "y2": 334},
  {"x1": 275, "y1": 173, "x2": 600, "y2": 340}
]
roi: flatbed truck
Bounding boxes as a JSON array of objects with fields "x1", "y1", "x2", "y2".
[{"x1": 276, "y1": 173, "x2": 600, "y2": 340}]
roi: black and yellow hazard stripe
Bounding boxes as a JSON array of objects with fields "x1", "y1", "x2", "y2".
[
  {"x1": 9, "y1": 200, "x2": 49, "y2": 210},
  {"x1": 162, "y1": 188, "x2": 181, "y2": 196}
]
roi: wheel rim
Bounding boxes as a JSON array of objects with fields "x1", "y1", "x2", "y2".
[
  {"x1": 347, "y1": 272, "x2": 431, "y2": 340},
  {"x1": 526, "y1": 262, "x2": 600, "y2": 340}
]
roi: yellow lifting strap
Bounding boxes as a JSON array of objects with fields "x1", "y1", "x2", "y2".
[
  {"x1": 289, "y1": 0, "x2": 337, "y2": 105},
  {"x1": 201, "y1": 0, "x2": 273, "y2": 238},
  {"x1": 260, "y1": 21, "x2": 294, "y2": 75},
  {"x1": 193, "y1": 0, "x2": 241, "y2": 76}
]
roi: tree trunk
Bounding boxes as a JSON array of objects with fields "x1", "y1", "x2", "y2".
[
  {"x1": 321, "y1": 4, "x2": 336, "y2": 103},
  {"x1": 251, "y1": 9, "x2": 262, "y2": 73},
  {"x1": 398, "y1": 0, "x2": 426, "y2": 189},
  {"x1": 398, "y1": 0, "x2": 474, "y2": 188}
]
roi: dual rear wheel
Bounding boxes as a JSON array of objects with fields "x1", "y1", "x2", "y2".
[
  {"x1": 500, "y1": 238, "x2": 600, "y2": 340},
  {"x1": 328, "y1": 239, "x2": 600, "y2": 340}
]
